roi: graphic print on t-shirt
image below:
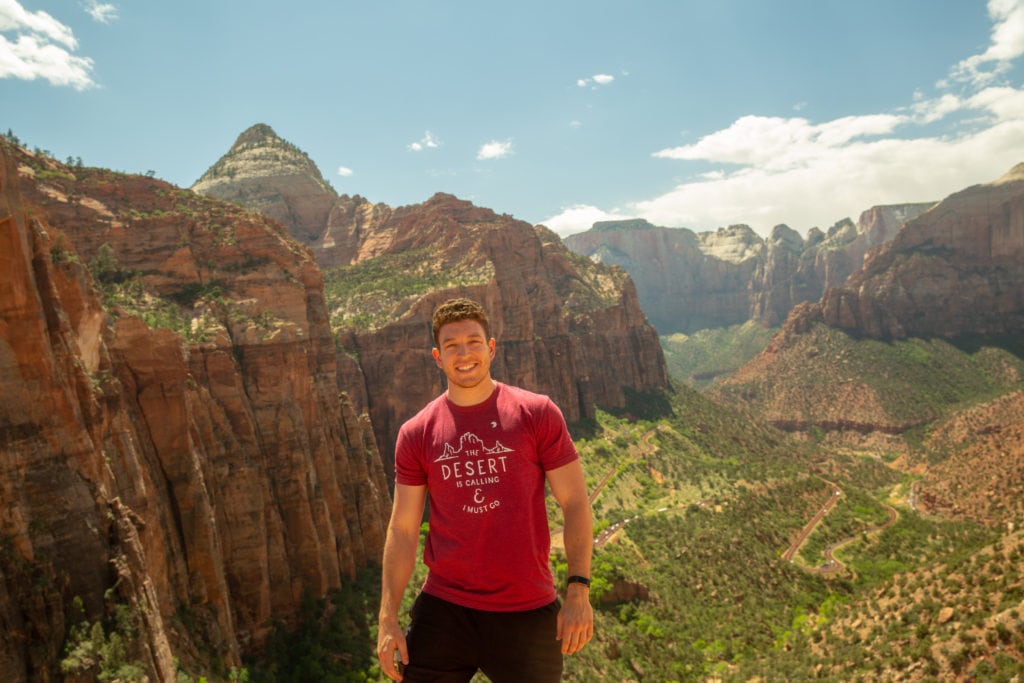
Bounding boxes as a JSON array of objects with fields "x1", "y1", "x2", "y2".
[{"x1": 435, "y1": 432, "x2": 513, "y2": 515}]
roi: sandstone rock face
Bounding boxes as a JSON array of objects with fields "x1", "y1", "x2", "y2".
[
  {"x1": 0, "y1": 140, "x2": 390, "y2": 680},
  {"x1": 564, "y1": 203, "x2": 933, "y2": 334},
  {"x1": 709, "y1": 164, "x2": 1024, "y2": 446},
  {"x1": 191, "y1": 123, "x2": 393, "y2": 269},
  {"x1": 192, "y1": 124, "x2": 339, "y2": 244},
  {"x1": 794, "y1": 164, "x2": 1024, "y2": 339}
]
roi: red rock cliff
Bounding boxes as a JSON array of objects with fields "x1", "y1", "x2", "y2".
[
  {"x1": 793, "y1": 163, "x2": 1024, "y2": 339},
  {"x1": 0, "y1": 140, "x2": 390, "y2": 681},
  {"x1": 564, "y1": 204, "x2": 933, "y2": 334}
]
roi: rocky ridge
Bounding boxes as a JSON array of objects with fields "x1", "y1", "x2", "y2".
[
  {"x1": 191, "y1": 124, "x2": 391, "y2": 269},
  {"x1": 0, "y1": 139, "x2": 390, "y2": 681},
  {"x1": 192, "y1": 127, "x2": 672, "y2": 469},
  {"x1": 790, "y1": 163, "x2": 1024, "y2": 339},
  {"x1": 192, "y1": 124, "x2": 339, "y2": 244},
  {"x1": 564, "y1": 203, "x2": 933, "y2": 334},
  {"x1": 328, "y1": 193, "x2": 671, "y2": 471}
]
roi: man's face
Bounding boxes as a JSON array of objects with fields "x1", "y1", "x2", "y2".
[{"x1": 432, "y1": 319, "x2": 496, "y2": 390}]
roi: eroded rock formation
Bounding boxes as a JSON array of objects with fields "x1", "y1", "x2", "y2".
[
  {"x1": 563, "y1": 203, "x2": 934, "y2": 334},
  {"x1": 0, "y1": 139, "x2": 389, "y2": 681},
  {"x1": 330, "y1": 194, "x2": 670, "y2": 473},
  {"x1": 791, "y1": 163, "x2": 1024, "y2": 339},
  {"x1": 708, "y1": 163, "x2": 1024, "y2": 446}
]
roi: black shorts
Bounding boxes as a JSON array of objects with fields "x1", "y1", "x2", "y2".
[{"x1": 402, "y1": 592, "x2": 563, "y2": 682}]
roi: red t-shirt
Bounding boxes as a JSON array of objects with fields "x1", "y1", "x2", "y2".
[{"x1": 395, "y1": 382, "x2": 579, "y2": 611}]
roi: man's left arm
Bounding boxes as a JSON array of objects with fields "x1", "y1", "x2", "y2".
[{"x1": 547, "y1": 459, "x2": 594, "y2": 655}]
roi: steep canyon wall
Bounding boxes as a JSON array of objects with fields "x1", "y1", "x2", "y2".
[{"x1": 0, "y1": 140, "x2": 389, "y2": 681}]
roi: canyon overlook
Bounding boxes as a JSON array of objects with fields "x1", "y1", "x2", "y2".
[{"x1": 1, "y1": 124, "x2": 670, "y2": 680}]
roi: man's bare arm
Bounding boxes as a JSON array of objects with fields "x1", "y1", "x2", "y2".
[
  {"x1": 377, "y1": 483, "x2": 427, "y2": 681},
  {"x1": 547, "y1": 459, "x2": 594, "y2": 655}
]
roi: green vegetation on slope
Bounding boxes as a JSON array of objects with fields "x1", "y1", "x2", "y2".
[
  {"x1": 661, "y1": 321, "x2": 776, "y2": 389},
  {"x1": 713, "y1": 323, "x2": 1024, "y2": 429},
  {"x1": 322, "y1": 248, "x2": 494, "y2": 332},
  {"x1": 238, "y1": 333, "x2": 1024, "y2": 682},
  {"x1": 235, "y1": 376, "x2": 1020, "y2": 681}
]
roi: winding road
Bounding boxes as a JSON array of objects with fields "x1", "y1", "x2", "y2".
[
  {"x1": 552, "y1": 429, "x2": 659, "y2": 550},
  {"x1": 782, "y1": 479, "x2": 899, "y2": 575}
]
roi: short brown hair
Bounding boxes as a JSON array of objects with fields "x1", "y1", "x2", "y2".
[{"x1": 432, "y1": 298, "x2": 490, "y2": 346}]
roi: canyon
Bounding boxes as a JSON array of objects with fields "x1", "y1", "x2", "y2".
[
  {"x1": 563, "y1": 204, "x2": 933, "y2": 334},
  {"x1": 1, "y1": 138, "x2": 391, "y2": 680},
  {"x1": 0, "y1": 124, "x2": 670, "y2": 680}
]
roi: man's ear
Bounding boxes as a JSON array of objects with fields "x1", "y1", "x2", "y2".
[
  {"x1": 488, "y1": 338, "x2": 496, "y2": 357},
  {"x1": 432, "y1": 347, "x2": 442, "y2": 367}
]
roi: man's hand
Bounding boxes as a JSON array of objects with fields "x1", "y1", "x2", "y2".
[
  {"x1": 377, "y1": 618, "x2": 409, "y2": 681},
  {"x1": 556, "y1": 584, "x2": 594, "y2": 655}
]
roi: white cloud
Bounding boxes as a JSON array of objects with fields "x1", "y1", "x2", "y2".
[
  {"x1": 967, "y1": 83, "x2": 1024, "y2": 120},
  {"x1": 547, "y1": 82, "x2": 1024, "y2": 237},
  {"x1": 950, "y1": 0, "x2": 1024, "y2": 85},
  {"x1": 634, "y1": 86, "x2": 1024, "y2": 235},
  {"x1": 0, "y1": 0, "x2": 77, "y2": 46},
  {"x1": 408, "y1": 130, "x2": 441, "y2": 152},
  {"x1": 337, "y1": 165, "x2": 354, "y2": 177},
  {"x1": 577, "y1": 73, "x2": 615, "y2": 88},
  {"x1": 551, "y1": 3, "x2": 1024, "y2": 239},
  {"x1": 541, "y1": 204, "x2": 632, "y2": 237},
  {"x1": 476, "y1": 139, "x2": 513, "y2": 160},
  {"x1": 86, "y1": 1, "x2": 118, "y2": 24},
  {"x1": 0, "y1": 0, "x2": 95, "y2": 89},
  {"x1": 653, "y1": 113, "x2": 909, "y2": 171},
  {"x1": 911, "y1": 93, "x2": 963, "y2": 123}
]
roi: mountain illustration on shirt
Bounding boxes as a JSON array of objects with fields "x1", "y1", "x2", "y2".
[{"x1": 435, "y1": 432, "x2": 513, "y2": 462}]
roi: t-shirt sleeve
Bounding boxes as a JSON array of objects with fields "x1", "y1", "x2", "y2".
[
  {"x1": 394, "y1": 422, "x2": 428, "y2": 486},
  {"x1": 536, "y1": 398, "x2": 579, "y2": 471}
]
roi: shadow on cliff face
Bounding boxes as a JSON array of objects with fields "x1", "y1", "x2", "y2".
[
  {"x1": 568, "y1": 387, "x2": 675, "y2": 440},
  {"x1": 951, "y1": 334, "x2": 1024, "y2": 361},
  {"x1": 609, "y1": 387, "x2": 676, "y2": 422}
]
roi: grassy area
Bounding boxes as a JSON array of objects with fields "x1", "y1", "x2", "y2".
[{"x1": 660, "y1": 321, "x2": 776, "y2": 389}]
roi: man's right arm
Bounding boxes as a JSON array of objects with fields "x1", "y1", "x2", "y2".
[{"x1": 377, "y1": 483, "x2": 427, "y2": 681}]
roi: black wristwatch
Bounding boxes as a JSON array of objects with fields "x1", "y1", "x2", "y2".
[{"x1": 567, "y1": 575, "x2": 591, "y2": 588}]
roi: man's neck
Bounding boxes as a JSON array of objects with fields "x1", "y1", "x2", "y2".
[{"x1": 446, "y1": 377, "x2": 497, "y2": 407}]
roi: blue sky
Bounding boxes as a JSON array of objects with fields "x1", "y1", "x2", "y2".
[{"x1": 2, "y1": 1, "x2": 1023, "y2": 237}]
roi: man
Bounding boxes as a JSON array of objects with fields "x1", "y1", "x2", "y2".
[{"x1": 377, "y1": 297, "x2": 594, "y2": 682}]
